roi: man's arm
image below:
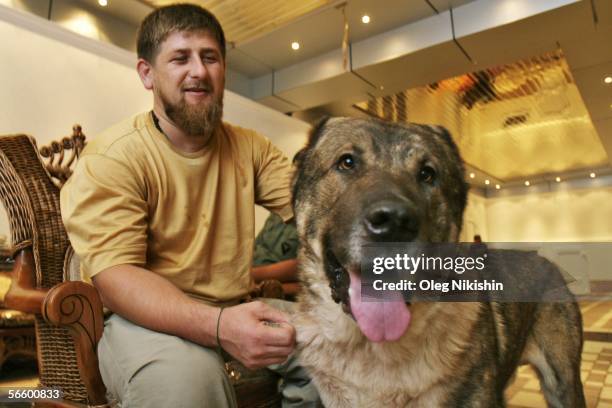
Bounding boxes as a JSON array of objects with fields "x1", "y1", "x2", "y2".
[
  {"x1": 251, "y1": 132, "x2": 294, "y2": 221},
  {"x1": 94, "y1": 264, "x2": 296, "y2": 369},
  {"x1": 251, "y1": 259, "x2": 298, "y2": 283}
]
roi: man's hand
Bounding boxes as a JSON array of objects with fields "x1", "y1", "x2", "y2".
[{"x1": 218, "y1": 301, "x2": 296, "y2": 369}]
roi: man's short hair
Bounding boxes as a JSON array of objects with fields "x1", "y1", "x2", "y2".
[{"x1": 137, "y1": 3, "x2": 226, "y2": 63}]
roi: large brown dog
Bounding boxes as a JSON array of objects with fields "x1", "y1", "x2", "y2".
[{"x1": 291, "y1": 117, "x2": 585, "y2": 407}]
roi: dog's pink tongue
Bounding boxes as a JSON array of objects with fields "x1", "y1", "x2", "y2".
[{"x1": 349, "y1": 273, "x2": 411, "y2": 342}]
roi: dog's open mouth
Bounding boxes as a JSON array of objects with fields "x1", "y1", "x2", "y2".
[{"x1": 324, "y1": 248, "x2": 412, "y2": 343}]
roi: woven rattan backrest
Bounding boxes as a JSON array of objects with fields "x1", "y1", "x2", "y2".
[
  {"x1": 0, "y1": 134, "x2": 88, "y2": 402},
  {"x1": 0, "y1": 135, "x2": 68, "y2": 287}
]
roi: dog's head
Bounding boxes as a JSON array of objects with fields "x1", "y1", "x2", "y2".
[{"x1": 292, "y1": 117, "x2": 468, "y2": 342}]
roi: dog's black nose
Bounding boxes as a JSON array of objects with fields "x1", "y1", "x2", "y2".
[{"x1": 364, "y1": 200, "x2": 419, "y2": 242}]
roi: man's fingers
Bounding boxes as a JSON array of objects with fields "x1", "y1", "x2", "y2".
[
  {"x1": 259, "y1": 322, "x2": 296, "y2": 347},
  {"x1": 260, "y1": 345, "x2": 294, "y2": 359},
  {"x1": 247, "y1": 356, "x2": 291, "y2": 369},
  {"x1": 241, "y1": 344, "x2": 293, "y2": 369},
  {"x1": 260, "y1": 356, "x2": 290, "y2": 367},
  {"x1": 257, "y1": 303, "x2": 290, "y2": 324}
]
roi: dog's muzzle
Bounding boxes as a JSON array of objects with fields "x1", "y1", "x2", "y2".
[{"x1": 363, "y1": 199, "x2": 420, "y2": 242}]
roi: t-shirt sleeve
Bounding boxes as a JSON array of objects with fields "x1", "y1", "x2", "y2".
[
  {"x1": 251, "y1": 132, "x2": 294, "y2": 222},
  {"x1": 60, "y1": 154, "x2": 148, "y2": 280}
]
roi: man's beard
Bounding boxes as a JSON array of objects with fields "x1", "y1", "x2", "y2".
[{"x1": 159, "y1": 87, "x2": 223, "y2": 139}]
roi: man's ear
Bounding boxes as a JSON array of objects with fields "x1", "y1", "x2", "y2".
[{"x1": 137, "y1": 58, "x2": 154, "y2": 90}]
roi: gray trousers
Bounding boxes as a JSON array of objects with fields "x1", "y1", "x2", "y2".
[{"x1": 98, "y1": 300, "x2": 320, "y2": 408}]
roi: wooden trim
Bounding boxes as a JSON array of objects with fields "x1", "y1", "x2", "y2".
[
  {"x1": 589, "y1": 280, "x2": 612, "y2": 294},
  {"x1": 43, "y1": 281, "x2": 107, "y2": 407},
  {"x1": 3, "y1": 248, "x2": 47, "y2": 314},
  {"x1": 583, "y1": 331, "x2": 612, "y2": 342},
  {"x1": 281, "y1": 282, "x2": 301, "y2": 297}
]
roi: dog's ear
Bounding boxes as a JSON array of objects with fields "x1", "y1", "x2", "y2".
[
  {"x1": 292, "y1": 115, "x2": 330, "y2": 184},
  {"x1": 431, "y1": 125, "x2": 457, "y2": 152},
  {"x1": 291, "y1": 116, "x2": 330, "y2": 211},
  {"x1": 305, "y1": 115, "x2": 330, "y2": 150},
  {"x1": 430, "y1": 125, "x2": 470, "y2": 227},
  {"x1": 292, "y1": 147, "x2": 306, "y2": 167}
]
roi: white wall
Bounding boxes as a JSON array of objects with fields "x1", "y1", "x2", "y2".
[
  {"x1": 484, "y1": 185, "x2": 612, "y2": 283},
  {"x1": 0, "y1": 0, "x2": 140, "y2": 51},
  {"x1": 460, "y1": 191, "x2": 488, "y2": 242},
  {"x1": 0, "y1": 6, "x2": 150, "y2": 142},
  {"x1": 458, "y1": 184, "x2": 612, "y2": 244},
  {"x1": 0, "y1": 4, "x2": 309, "y2": 241},
  {"x1": 486, "y1": 185, "x2": 612, "y2": 242}
]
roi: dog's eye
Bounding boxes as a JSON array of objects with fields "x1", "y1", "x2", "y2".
[
  {"x1": 337, "y1": 154, "x2": 355, "y2": 171},
  {"x1": 419, "y1": 165, "x2": 436, "y2": 184}
]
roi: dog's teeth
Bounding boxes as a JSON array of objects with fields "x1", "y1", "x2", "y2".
[{"x1": 348, "y1": 287, "x2": 353, "y2": 296}]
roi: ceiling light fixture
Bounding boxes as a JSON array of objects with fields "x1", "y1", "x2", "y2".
[
  {"x1": 604, "y1": 76, "x2": 612, "y2": 84},
  {"x1": 98, "y1": 0, "x2": 108, "y2": 6},
  {"x1": 291, "y1": 41, "x2": 300, "y2": 50},
  {"x1": 469, "y1": 173, "x2": 475, "y2": 179},
  {"x1": 524, "y1": 181, "x2": 530, "y2": 186},
  {"x1": 495, "y1": 184, "x2": 501, "y2": 190},
  {"x1": 555, "y1": 177, "x2": 561, "y2": 182},
  {"x1": 361, "y1": 15, "x2": 371, "y2": 24},
  {"x1": 590, "y1": 172, "x2": 596, "y2": 178},
  {"x1": 484, "y1": 179, "x2": 490, "y2": 185}
]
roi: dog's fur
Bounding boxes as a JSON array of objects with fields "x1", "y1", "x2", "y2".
[{"x1": 291, "y1": 117, "x2": 585, "y2": 407}]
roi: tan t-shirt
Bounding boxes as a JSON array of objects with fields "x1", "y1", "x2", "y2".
[{"x1": 60, "y1": 111, "x2": 293, "y2": 304}]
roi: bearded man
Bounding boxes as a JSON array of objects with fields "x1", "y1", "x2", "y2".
[{"x1": 60, "y1": 4, "x2": 318, "y2": 408}]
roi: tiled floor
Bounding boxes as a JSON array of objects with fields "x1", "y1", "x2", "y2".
[
  {"x1": 505, "y1": 340, "x2": 612, "y2": 408},
  {"x1": 582, "y1": 301, "x2": 612, "y2": 333},
  {"x1": 505, "y1": 300, "x2": 612, "y2": 408}
]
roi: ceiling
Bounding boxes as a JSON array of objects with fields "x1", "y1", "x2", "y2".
[
  {"x1": 70, "y1": 0, "x2": 612, "y2": 186},
  {"x1": 354, "y1": 50, "x2": 610, "y2": 183},
  {"x1": 226, "y1": 0, "x2": 474, "y2": 77},
  {"x1": 74, "y1": 0, "x2": 152, "y2": 26},
  {"x1": 139, "y1": 0, "x2": 333, "y2": 45},
  {"x1": 75, "y1": 0, "x2": 474, "y2": 76}
]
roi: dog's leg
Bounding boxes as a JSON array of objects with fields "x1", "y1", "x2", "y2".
[{"x1": 523, "y1": 303, "x2": 586, "y2": 408}]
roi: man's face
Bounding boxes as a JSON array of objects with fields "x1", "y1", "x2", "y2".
[{"x1": 147, "y1": 30, "x2": 225, "y2": 137}]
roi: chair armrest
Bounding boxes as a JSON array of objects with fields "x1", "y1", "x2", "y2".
[
  {"x1": 3, "y1": 249, "x2": 47, "y2": 313},
  {"x1": 42, "y1": 281, "x2": 108, "y2": 406},
  {"x1": 281, "y1": 282, "x2": 301, "y2": 297},
  {"x1": 251, "y1": 259, "x2": 302, "y2": 299}
]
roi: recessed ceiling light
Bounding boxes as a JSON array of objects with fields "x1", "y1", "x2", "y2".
[
  {"x1": 291, "y1": 41, "x2": 300, "y2": 50},
  {"x1": 98, "y1": 0, "x2": 108, "y2": 6},
  {"x1": 484, "y1": 179, "x2": 490, "y2": 185},
  {"x1": 604, "y1": 76, "x2": 612, "y2": 84},
  {"x1": 361, "y1": 15, "x2": 371, "y2": 24},
  {"x1": 590, "y1": 172, "x2": 596, "y2": 178},
  {"x1": 555, "y1": 176, "x2": 561, "y2": 182},
  {"x1": 495, "y1": 184, "x2": 501, "y2": 190},
  {"x1": 524, "y1": 181, "x2": 530, "y2": 186},
  {"x1": 469, "y1": 172, "x2": 475, "y2": 179}
]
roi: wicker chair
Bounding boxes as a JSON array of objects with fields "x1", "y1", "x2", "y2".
[{"x1": 0, "y1": 128, "x2": 282, "y2": 407}]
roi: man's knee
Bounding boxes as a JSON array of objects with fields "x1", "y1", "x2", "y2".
[
  {"x1": 99, "y1": 318, "x2": 237, "y2": 408},
  {"x1": 124, "y1": 349, "x2": 236, "y2": 408}
]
